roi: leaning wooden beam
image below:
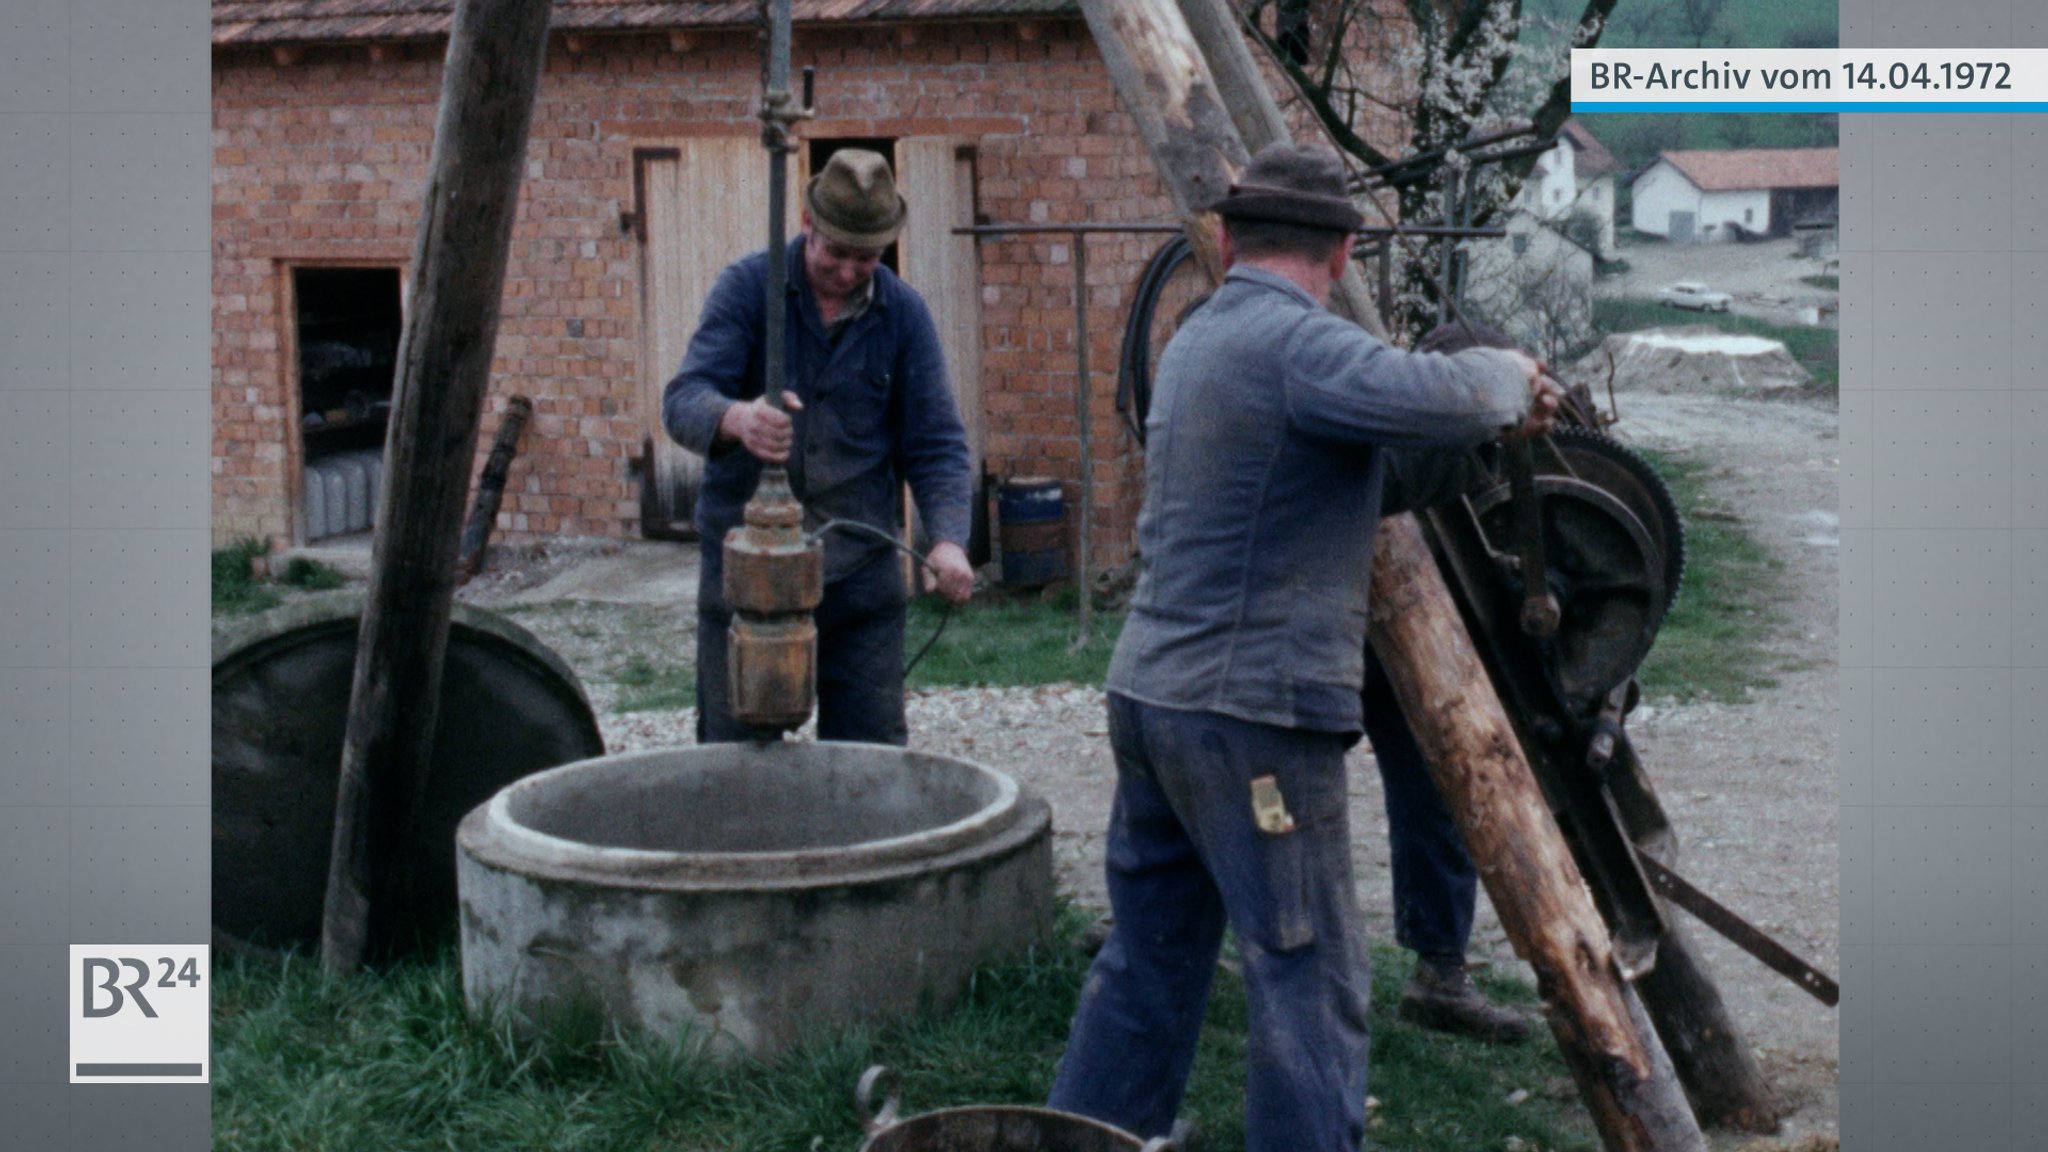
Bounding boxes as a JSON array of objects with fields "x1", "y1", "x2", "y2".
[
  {"x1": 457, "y1": 395, "x2": 535, "y2": 581},
  {"x1": 321, "y1": 0, "x2": 554, "y2": 976},
  {"x1": 1074, "y1": 0, "x2": 1705, "y2": 1147},
  {"x1": 1633, "y1": 911, "x2": 1782, "y2": 1130},
  {"x1": 1367, "y1": 525, "x2": 1704, "y2": 1152},
  {"x1": 1170, "y1": 0, "x2": 1389, "y2": 341}
]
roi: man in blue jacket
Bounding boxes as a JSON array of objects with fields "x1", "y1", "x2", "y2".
[
  {"x1": 663, "y1": 149, "x2": 974, "y2": 745},
  {"x1": 1046, "y1": 142, "x2": 1558, "y2": 1152}
]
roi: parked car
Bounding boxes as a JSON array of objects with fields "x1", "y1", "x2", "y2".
[{"x1": 1657, "y1": 282, "x2": 1733, "y2": 312}]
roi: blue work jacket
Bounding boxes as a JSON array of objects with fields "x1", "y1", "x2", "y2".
[
  {"x1": 1108, "y1": 266, "x2": 1532, "y2": 735},
  {"x1": 662, "y1": 239, "x2": 973, "y2": 583}
]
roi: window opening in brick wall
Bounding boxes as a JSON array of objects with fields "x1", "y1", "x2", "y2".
[
  {"x1": 293, "y1": 266, "x2": 401, "y2": 542},
  {"x1": 807, "y1": 136, "x2": 900, "y2": 273}
]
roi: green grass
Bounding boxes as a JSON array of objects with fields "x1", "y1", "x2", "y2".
[
  {"x1": 1594, "y1": 298, "x2": 1839, "y2": 395},
  {"x1": 1632, "y1": 450, "x2": 1787, "y2": 703},
  {"x1": 212, "y1": 908, "x2": 1594, "y2": 1152},
  {"x1": 213, "y1": 539, "x2": 283, "y2": 616},
  {"x1": 905, "y1": 587, "x2": 1122, "y2": 689},
  {"x1": 612, "y1": 654, "x2": 694, "y2": 713},
  {"x1": 1799, "y1": 274, "x2": 1839, "y2": 291},
  {"x1": 279, "y1": 556, "x2": 347, "y2": 590},
  {"x1": 212, "y1": 544, "x2": 349, "y2": 616}
]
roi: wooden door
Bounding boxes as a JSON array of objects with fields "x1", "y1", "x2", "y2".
[
  {"x1": 635, "y1": 139, "x2": 791, "y2": 537},
  {"x1": 894, "y1": 138, "x2": 987, "y2": 557}
]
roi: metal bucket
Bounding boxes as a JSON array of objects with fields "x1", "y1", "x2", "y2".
[{"x1": 856, "y1": 1067, "x2": 1175, "y2": 1152}]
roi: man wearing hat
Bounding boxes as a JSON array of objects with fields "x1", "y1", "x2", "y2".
[
  {"x1": 664, "y1": 148, "x2": 975, "y2": 744},
  {"x1": 1046, "y1": 142, "x2": 1558, "y2": 1151}
]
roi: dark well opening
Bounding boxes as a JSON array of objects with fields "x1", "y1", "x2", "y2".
[{"x1": 507, "y1": 745, "x2": 1001, "y2": 853}]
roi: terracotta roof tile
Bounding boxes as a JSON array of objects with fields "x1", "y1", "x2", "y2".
[
  {"x1": 213, "y1": 0, "x2": 1077, "y2": 44},
  {"x1": 1559, "y1": 118, "x2": 1618, "y2": 177},
  {"x1": 1658, "y1": 147, "x2": 1838, "y2": 192}
]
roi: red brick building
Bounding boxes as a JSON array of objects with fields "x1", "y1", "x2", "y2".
[{"x1": 210, "y1": 0, "x2": 1403, "y2": 566}]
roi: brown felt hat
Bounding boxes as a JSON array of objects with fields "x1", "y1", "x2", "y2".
[
  {"x1": 1210, "y1": 141, "x2": 1365, "y2": 233},
  {"x1": 805, "y1": 149, "x2": 908, "y2": 249}
]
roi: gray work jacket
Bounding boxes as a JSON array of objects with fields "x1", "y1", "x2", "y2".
[{"x1": 1106, "y1": 265, "x2": 1531, "y2": 735}]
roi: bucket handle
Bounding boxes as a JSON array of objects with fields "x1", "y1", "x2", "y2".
[{"x1": 855, "y1": 1065, "x2": 901, "y2": 1135}]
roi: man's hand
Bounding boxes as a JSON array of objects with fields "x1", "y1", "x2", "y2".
[
  {"x1": 1498, "y1": 351, "x2": 1562, "y2": 441},
  {"x1": 921, "y1": 541, "x2": 975, "y2": 605},
  {"x1": 717, "y1": 391, "x2": 803, "y2": 463}
]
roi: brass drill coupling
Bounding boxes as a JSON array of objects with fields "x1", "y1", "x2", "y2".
[{"x1": 723, "y1": 467, "x2": 824, "y2": 734}]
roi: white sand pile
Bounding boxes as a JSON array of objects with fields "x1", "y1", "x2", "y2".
[{"x1": 1568, "y1": 326, "x2": 1811, "y2": 394}]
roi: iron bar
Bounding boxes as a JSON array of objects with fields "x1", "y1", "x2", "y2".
[
  {"x1": 1071, "y1": 234, "x2": 1093, "y2": 648},
  {"x1": 761, "y1": 0, "x2": 793, "y2": 422}
]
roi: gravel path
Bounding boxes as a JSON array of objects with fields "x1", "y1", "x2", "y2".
[{"x1": 457, "y1": 388, "x2": 1839, "y2": 1147}]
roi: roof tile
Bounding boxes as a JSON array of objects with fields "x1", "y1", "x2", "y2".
[
  {"x1": 213, "y1": 0, "x2": 1077, "y2": 44},
  {"x1": 1658, "y1": 147, "x2": 1838, "y2": 192}
]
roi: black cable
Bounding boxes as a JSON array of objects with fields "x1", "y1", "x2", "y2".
[
  {"x1": 807, "y1": 518, "x2": 954, "y2": 676},
  {"x1": 1116, "y1": 234, "x2": 1194, "y2": 446}
]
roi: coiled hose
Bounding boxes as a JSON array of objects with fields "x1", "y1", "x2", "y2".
[
  {"x1": 808, "y1": 518, "x2": 953, "y2": 676},
  {"x1": 1115, "y1": 233, "x2": 1196, "y2": 447}
]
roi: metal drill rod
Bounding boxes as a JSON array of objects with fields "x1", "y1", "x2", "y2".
[
  {"x1": 723, "y1": 0, "x2": 824, "y2": 736},
  {"x1": 761, "y1": 0, "x2": 792, "y2": 423}
]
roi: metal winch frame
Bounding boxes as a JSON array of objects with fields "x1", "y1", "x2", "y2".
[{"x1": 1400, "y1": 405, "x2": 1835, "y2": 1128}]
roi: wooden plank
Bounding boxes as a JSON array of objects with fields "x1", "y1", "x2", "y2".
[
  {"x1": 896, "y1": 137, "x2": 987, "y2": 558},
  {"x1": 635, "y1": 137, "x2": 774, "y2": 536},
  {"x1": 635, "y1": 151, "x2": 698, "y2": 535}
]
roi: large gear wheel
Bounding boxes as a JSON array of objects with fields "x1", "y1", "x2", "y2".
[
  {"x1": 1543, "y1": 427, "x2": 1688, "y2": 613},
  {"x1": 1464, "y1": 429, "x2": 1688, "y2": 713}
]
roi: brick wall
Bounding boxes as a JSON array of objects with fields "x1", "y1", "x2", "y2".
[{"x1": 212, "y1": 18, "x2": 1407, "y2": 569}]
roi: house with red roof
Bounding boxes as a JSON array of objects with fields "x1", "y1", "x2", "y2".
[{"x1": 1628, "y1": 147, "x2": 1838, "y2": 244}]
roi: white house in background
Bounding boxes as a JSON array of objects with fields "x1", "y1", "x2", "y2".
[
  {"x1": 1630, "y1": 148, "x2": 1839, "y2": 244},
  {"x1": 1464, "y1": 214, "x2": 1595, "y2": 362},
  {"x1": 1515, "y1": 119, "x2": 1621, "y2": 256},
  {"x1": 1462, "y1": 120, "x2": 1615, "y2": 357}
]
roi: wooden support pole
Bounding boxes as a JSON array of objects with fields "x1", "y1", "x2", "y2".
[
  {"x1": 1368, "y1": 523, "x2": 1704, "y2": 1151},
  {"x1": 1171, "y1": 0, "x2": 1389, "y2": 341},
  {"x1": 1635, "y1": 912, "x2": 1783, "y2": 1131},
  {"x1": 320, "y1": 0, "x2": 554, "y2": 976},
  {"x1": 1069, "y1": 0, "x2": 1235, "y2": 277},
  {"x1": 1074, "y1": 0, "x2": 1706, "y2": 1147}
]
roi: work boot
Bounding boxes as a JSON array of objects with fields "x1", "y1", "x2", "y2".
[{"x1": 1398, "y1": 957, "x2": 1531, "y2": 1044}]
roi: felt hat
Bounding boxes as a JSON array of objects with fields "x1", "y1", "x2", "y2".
[
  {"x1": 805, "y1": 149, "x2": 908, "y2": 249},
  {"x1": 1210, "y1": 141, "x2": 1365, "y2": 233}
]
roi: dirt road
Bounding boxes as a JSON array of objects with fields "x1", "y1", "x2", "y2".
[{"x1": 1601, "y1": 236, "x2": 1839, "y2": 330}]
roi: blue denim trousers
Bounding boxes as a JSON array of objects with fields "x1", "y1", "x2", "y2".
[
  {"x1": 696, "y1": 542, "x2": 909, "y2": 745},
  {"x1": 1362, "y1": 652, "x2": 1478, "y2": 962},
  {"x1": 1048, "y1": 693, "x2": 1371, "y2": 1152}
]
